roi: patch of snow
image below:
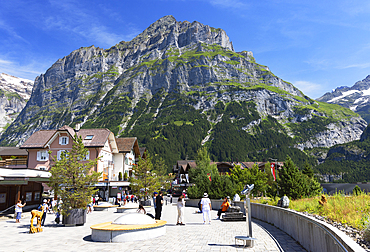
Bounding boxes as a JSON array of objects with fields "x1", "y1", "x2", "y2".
[
  {"x1": 0, "y1": 73, "x2": 33, "y2": 99},
  {"x1": 349, "y1": 105, "x2": 358, "y2": 111},
  {"x1": 327, "y1": 90, "x2": 359, "y2": 103},
  {"x1": 361, "y1": 87, "x2": 370, "y2": 96}
]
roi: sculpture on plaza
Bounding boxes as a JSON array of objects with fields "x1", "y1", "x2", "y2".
[{"x1": 29, "y1": 206, "x2": 44, "y2": 233}]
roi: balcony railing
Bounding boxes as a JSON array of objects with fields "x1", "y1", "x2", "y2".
[{"x1": 0, "y1": 159, "x2": 27, "y2": 168}]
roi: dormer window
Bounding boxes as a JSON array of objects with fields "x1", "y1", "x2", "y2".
[
  {"x1": 85, "y1": 135, "x2": 94, "y2": 140},
  {"x1": 59, "y1": 136, "x2": 69, "y2": 145}
]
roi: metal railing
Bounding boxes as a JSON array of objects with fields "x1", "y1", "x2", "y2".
[{"x1": 0, "y1": 205, "x2": 15, "y2": 214}]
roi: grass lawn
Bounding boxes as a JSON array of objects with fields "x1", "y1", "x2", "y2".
[{"x1": 253, "y1": 194, "x2": 370, "y2": 230}]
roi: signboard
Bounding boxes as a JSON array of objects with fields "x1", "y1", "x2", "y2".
[{"x1": 119, "y1": 187, "x2": 122, "y2": 191}]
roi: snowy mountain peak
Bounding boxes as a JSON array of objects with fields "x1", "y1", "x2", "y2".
[
  {"x1": 0, "y1": 73, "x2": 33, "y2": 100},
  {"x1": 317, "y1": 75, "x2": 370, "y2": 123}
]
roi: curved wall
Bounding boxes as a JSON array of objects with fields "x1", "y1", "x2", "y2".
[{"x1": 185, "y1": 199, "x2": 365, "y2": 252}]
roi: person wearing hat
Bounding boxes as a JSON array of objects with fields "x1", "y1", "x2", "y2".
[
  {"x1": 41, "y1": 199, "x2": 49, "y2": 226},
  {"x1": 200, "y1": 193, "x2": 212, "y2": 224},
  {"x1": 217, "y1": 196, "x2": 230, "y2": 219}
]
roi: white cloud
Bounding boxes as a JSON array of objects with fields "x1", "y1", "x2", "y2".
[
  {"x1": 40, "y1": 0, "x2": 140, "y2": 47},
  {"x1": 0, "y1": 57, "x2": 47, "y2": 80},
  {"x1": 293, "y1": 80, "x2": 325, "y2": 99}
]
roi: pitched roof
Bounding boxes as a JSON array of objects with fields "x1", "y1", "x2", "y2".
[
  {"x1": 240, "y1": 162, "x2": 258, "y2": 169},
  {"x1": 20, "y1": 130, "x2": 55, "y2": 149},
  {"x1": 0, "y1": 147, "x2": 28, "y2": 156},
  {"x1": 20, "y1": 126, "x2": 112, "y2": 149},
  {"x1": 116, "y1": 137, "x2": 137, "y2": 152},
  {"x1": 139, "y1": 147, "x2": 146, "y2": 158},
  {"x1": 78, "y1": 129, "x2": 111, "y2": 147},
  {"x1": 58, "y1": 125, "x2": 76, "y2": 136}
]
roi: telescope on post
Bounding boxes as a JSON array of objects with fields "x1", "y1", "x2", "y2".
[{"x1": 235, "y1": 184, "x2": 257, "y2": 247}]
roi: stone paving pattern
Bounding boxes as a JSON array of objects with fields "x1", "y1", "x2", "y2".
[{"x1": 0, "y1": 201, "x2": 307, "y2": 252}]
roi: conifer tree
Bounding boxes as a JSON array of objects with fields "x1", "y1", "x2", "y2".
[{"x1": 302, "y1": 161, "x2": 314, "y2": 178}]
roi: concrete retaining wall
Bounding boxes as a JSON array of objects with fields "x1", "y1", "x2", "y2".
[{"x1": 185, "y1": 199, "x2": 364, "y2": 252}]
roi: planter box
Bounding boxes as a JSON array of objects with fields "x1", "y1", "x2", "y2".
[{"x1": 62, "y1": 208, "x2": 86, "y2": 226}]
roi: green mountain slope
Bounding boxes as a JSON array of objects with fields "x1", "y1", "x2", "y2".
[{"x1": 0, "y1": 16, "x2": 366, "y2": 171}]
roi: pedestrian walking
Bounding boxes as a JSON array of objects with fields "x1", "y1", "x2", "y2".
[
  {"x1": 176, "y1": 194, "x2": 185, "y2": 225},
  {"x1": 155, "y1": 191, "x2": 164, "y2": 220},
  {"x1": 51, "y1": 198, "x2": 57, "y2": 213},
  {"x1": 200, "y1": 192, "x2": 212, "y2": 224},
  {"x1": 15, "y1": 200, "x2": 26, "y2": 223},
  {"x1": 47, "y1": 199, "x2": 52, "y2": 213},
  {"x1": 41, "y1": 199, "x2": 49, "y2": 226}
]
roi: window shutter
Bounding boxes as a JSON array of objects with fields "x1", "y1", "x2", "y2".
[
  {"x1": 85, "y1": 151, "x2": 90, "y2": 160},
  {"x1": 45, "y1": 151, "x2": 49, "y2": 160},
  {"x1": 37, "y1": 151, "x2": 41, "y2": 161},
  {"x1": 59, "y1": 137, "x2": 62, "y2": 145}
]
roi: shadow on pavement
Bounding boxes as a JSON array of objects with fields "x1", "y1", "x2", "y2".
[
  {"x1": 83, "y1": 235, "x2": 93, "y2": 242},
  {"x1": 253, "y1": 218, "x2": 306, "y2": 252},
  {"x1": 209, "y1": 243, "x2": 241, "y2": 248}
]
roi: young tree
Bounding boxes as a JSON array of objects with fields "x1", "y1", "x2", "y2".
[
  {"x1": 49, "y1": 135, "x2": 100, "y2": 216},
  {"x1": 153, "y1": 156, "x2": 174, "y2": 192},
  {"x1": 187, "y1": 147, "x2": 215, "y2": 198},
  {"x1": 248, "y1": 163, "x2": 268, "y2": 197},
  {"x1": 279, "y1": 155, "x2": 304, "y2": 200},
  {"x1": 129, "y1": 153, "x2": 161, "y2": 201}
]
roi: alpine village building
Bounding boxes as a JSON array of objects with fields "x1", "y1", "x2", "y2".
[{"x1": 0, "y1": 125, "x2": 144, "y2": 212}]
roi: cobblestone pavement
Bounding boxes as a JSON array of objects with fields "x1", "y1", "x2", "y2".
[{"x1": 0, "y1": 202, "x2": 306, "y2": 252}]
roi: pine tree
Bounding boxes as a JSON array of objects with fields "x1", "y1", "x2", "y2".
[
  {"x1": 302, "y1": 161, "x2": 314, "y2": 178},
  {"x1": 279, "y1": 155, "x2": 303, "y2": 200}
]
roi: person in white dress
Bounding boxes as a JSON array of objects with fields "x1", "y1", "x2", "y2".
[
  {"x1": 177, "y1": 194, "x2": 185, "y2": 225},
  {"x1": 200, "y1": 192, "x2": 212, "y2": 224}
]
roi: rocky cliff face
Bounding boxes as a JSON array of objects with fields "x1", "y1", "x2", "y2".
[
  {"x1": 0, "y1": 16, "x2": 365, "y2": 165},
  {"x1": 0, "y1": 73, "x2": 33, "y2": 135}
]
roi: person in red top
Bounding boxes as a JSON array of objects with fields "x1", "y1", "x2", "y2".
[{"x1": 217, "y1": 196, "x2": 230, "y2": 219}]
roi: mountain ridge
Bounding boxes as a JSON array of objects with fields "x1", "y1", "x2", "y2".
[{"x1": 0, "y1": 16, "x2": 366, "y2": 169}]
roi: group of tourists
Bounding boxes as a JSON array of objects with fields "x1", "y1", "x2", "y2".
[{"x1": 134, "y1": 191, "x2": 230, "y2": 226}]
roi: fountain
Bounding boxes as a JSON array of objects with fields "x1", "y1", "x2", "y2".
[{"x1": 90, "y1": 213, "x2": 166, "y2": 242}]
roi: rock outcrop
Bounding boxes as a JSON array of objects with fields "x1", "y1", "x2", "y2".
[{"x1": 0, "y1": 73, "x2": 33, "y2": 135}]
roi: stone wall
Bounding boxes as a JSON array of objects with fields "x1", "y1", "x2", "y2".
[{"x1": 185, "y1": 199, "x2": 364, "y2": 252}]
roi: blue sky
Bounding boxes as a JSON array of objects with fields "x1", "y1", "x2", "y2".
[{"x1": 1, "y1": 0, "x2": 370, "y2": 99}]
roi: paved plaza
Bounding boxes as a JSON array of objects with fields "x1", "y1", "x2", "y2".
[{"x1": 0, "y1": 202, "x2": 306, "y2": 252}]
